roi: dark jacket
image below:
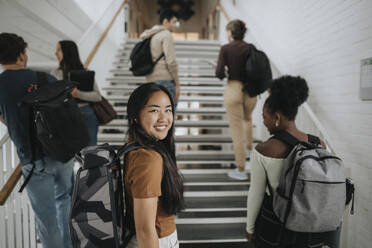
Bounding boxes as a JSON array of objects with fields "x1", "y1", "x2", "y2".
[
  {"x1": 0, "y1": 69, "x2": 56, "y2": 165},
  {"x1": 215, "y1": 40, "x2": 251, "y2": 82}
]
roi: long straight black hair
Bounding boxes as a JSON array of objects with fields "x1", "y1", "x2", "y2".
[
  {"x1": 126, "y1": 83, "x2": 184, "y2": 214},
  {"x1": 58, "y1": 40, "x2": 85, "y2": 79}
]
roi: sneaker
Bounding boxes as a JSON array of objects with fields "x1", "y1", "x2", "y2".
[
  {"x1": 230, "y1": 163, "x2": 250, "y2": 172},
  {"x1": 227, "y1": 168, "x2": 248, "y2": 180}
]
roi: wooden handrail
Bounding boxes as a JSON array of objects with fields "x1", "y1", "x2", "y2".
[
  {"x1": 0, "y1": 165, "x2": 22, "y2": 206},
  {"x1": 0, "y1": 0, "x2": 128, "y2": 206},
  {"x1": 84, "y1": 0, "x2": 127, "y2": 68},
  {"x1": 217, "y1": 1, "x2": 231, "y2": 21}
]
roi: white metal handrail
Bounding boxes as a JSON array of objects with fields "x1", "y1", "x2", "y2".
[{"x1": 0, "y1": 133, "x2": 37, "y2": 248}]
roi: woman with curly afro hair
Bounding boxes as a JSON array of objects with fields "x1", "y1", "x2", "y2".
[{"x1": 245, "y1": 75, "x2": 339, "y2": 247}]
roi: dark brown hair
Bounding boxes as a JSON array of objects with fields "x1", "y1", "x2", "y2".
[
  {"x1": 226, "y1": 19, "x2": 247, "y2": 40},
  {"x1": 0, "y1": 33, "x2": 28, "y2": 65},
  {"x1": 58, "y1": 40, "x2": 85, "y2": 79}
]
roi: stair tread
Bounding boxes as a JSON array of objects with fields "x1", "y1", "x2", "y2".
[
  {"x1": 106, "y1": 95, "x2": 224, "y2": 103},
  {"x1": 183, "y1": 173, "x2": 248, "y2": 183},
  {"x1": 98, "y1": 134, "x2": 233, "y2": 142},
  {"x1": 184, "y1": 196, "x2": 247, "y2": 209},
  {"x1": 103, "y1": 85, "x2": 224, "y2": 91},
  {"x1": 177, "y1": 223, "x2": 246, "y2": 241},
  {"x1": 112, "y1": 106, "x2": 226, "y2": 114},
  {"x1": 104, "y1": 119, "x2": 229, "y2": 127}
]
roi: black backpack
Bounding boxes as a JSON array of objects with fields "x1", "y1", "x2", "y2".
[
  {"x1": 243, "y1": 44, "x2": 272, "y2": 97},
  {"x1": 70, "y1": 143, "x2": 142, "y2": 248},
  {"x1": 22, "y1": 72, "x2": 90, "y2": 163},
  {"x1": 129, "y1": 38, "x2": 164, "y2": 76}
]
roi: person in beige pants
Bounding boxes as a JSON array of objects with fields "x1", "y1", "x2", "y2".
[
  {"x1": 216, "y1": 19, "x2": 258, "y2": 180},
  {"x1": 224, "y1": 80, "x2": 257, "y2": 178}
]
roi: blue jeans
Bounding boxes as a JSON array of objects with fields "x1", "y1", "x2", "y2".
[
  {"x1": 155, "y1": 80, "x2": 178, "y2": 109},
  {"x1": 22, "y1": 157, "x2": 74, "y2": 248},
  {"x1": 79, "y1": 105, "x2": 99, "y2": 146}
]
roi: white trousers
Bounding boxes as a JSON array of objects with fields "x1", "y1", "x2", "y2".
[{"x1": 127, "y1": 230, "x2": 179, "y2": 248}]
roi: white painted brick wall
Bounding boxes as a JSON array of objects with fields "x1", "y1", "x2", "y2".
[{"x1": 220, "y1": 0, "x2": 372, "y2": 247}]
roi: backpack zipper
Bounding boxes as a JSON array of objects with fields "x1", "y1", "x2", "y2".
[
  {"x1": 300, "y1": 179, "x2": 345, "y2": 193},
  {"x1": 285, "y1": 154, "x2": 341, "y2": 180}
]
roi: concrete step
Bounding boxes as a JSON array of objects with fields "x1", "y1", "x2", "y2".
[
  {"x1": 110, "y1": 68, "x2": 215, "y2": 76},
  {"x1": 108, "y1": 80, "x2": 224, "y2": 87},
  {"x1": 113, "y1": 62, "x2": 213, "y2": 70},
  {"x1": 110, "y1": 70, "x2": 216, "y2": 78},
  {"x1": 116, "y1": 52, "x2": 217, "y2": 60},
  {"x1": 116, "y1": 49, "x2": 218, "y2": 59},
  {"x1": 106, "y1": 76, "x2": 224, "y2": 84},
  {"x1": 121, "y1": 44, "x2": 220, "y2": 52},
  {"x1": 177, "y1": 223, "x2": 247, "y2": 244},
  {"x1": 124, "y1": 39, "x2": 221, "y2": 47},
  {"x1": 103, "y1": 119, "x2": 229, "y2": 128},
  {"x1": 184, "y1": 196, "x2": 247, "y2": 211},
  {"x1": 103, "y1": 85, "x2": 224, "y2": 95},
  {"x1": 176, "y1": 150, "x2": 234, "y2": 161},
  {"x1": 98, "y1": 134, "x2": 233, "y2": 143},
  {"x1": 106, "y1": 95, "x2": 224, "y2": 104},
  {"x1": 98, "y1": 126, "x2": 229, "y2": 136},
  {"x1": 182, "y1": 172, "x2": 249, "y2": 184},
  {"x1": 184, "y1": 184, "x2": 249, "y2": 192},
  {"x1": 113, "y1": 106, "x2": 226, "y2": 114},
  {"x1": 178, "y1": 211, "x2": 246, "y2": 219},
  {"x1": 116, "y1": 57, "x2": 215, "y2": 64}
]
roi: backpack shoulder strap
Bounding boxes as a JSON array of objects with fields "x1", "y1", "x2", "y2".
[
  {"x1": 154, "y1": 53, "x2": 164, "y2": 64},
  {"x1": 36, "y1": 71, "x2": 48, "y2": 87},
  {"x1": 271, "y1": 131, "x2": 299, "y2": 148},
  {"x1": 116, "y1": 141, "x2": 143, "y2": 159},
  {"x1": 307, "y1": 134, "x2": 321, "y2": 146}
]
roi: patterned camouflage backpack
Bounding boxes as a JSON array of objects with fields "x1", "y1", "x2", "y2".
[{"x1": 70, "y1": 142, "x2": 141, "y2": 248}]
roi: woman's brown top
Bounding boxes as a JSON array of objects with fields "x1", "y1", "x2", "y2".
[
  {"x1": 215, "y1": 40, "x2": 251, "y2": 82},
  {"x1": 124, "y1": 148, "x2": 176, "y2": 238}
]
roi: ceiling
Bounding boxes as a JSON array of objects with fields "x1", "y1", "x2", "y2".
[{"x1": 0, "y1": 0, "x2": 92, "y2": 67}]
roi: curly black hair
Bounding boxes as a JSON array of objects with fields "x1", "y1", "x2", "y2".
[
  {"x1": 264, "y1": 75, "x2": 309, "y2": 120},
  {"x1": 159, "y1": 8, "x2": 178, "y2": 24},
  {"x1": 226, "y1": 19, "x2": 247, "y2": 40},
  {"x1": 0, "y1": 33, "x2": 27, "y2": 65}
]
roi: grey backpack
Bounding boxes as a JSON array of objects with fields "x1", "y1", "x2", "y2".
[
  {"x1": 272, "y1": 131, "x2": 346, "y2": 233},
  {"x1": 70, "y1": 142, "x2": 141, "y2": 248}
]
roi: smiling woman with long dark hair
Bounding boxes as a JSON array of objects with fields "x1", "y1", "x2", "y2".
[{"x1": 124, "y1": 83, "x2": 184, "y2": 248}]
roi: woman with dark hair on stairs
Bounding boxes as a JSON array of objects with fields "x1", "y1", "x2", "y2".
[
  {"x1": 124, "y1": 83, "x2": 184, "y2": 248},
  {"x1": 51, "y1": 40, "x2": 102, "y2": 146}
]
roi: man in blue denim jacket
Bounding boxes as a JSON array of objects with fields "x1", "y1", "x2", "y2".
[{"x1": 0, "y1": 33, "x2": 73, "y2": 248}]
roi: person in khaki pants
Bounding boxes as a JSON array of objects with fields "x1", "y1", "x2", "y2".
[{"x1": 216, "y1": 20, "x2": 257, "y2": 180}]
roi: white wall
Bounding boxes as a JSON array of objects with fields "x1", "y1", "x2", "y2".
[
  {"x1": 0, "y1": 0, "x2": 126, "y2": 136},
  {"x1": 220, "y1": 0, "x2": 372, "y2": 247},
  {"x1": 76, "y1": 0, "x2": 125, "y2": 88}
]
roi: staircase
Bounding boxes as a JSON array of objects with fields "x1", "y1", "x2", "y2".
[{"x1": 99, "y1": 39, "x2": 253, "y2": 247}]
